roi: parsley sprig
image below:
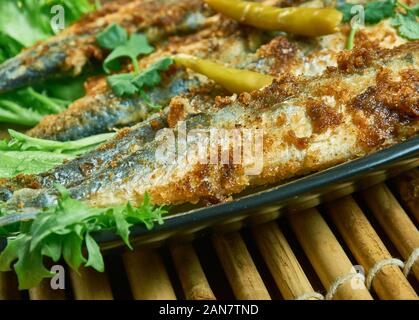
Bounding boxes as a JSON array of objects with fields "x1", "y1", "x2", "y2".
[
  {"x1": 0, "y1": 188, "x2": 167, "y2": 289},
  {"x1": 338, "y1": 0, "x2": 397, "y2": 24},
  {"x1": 392, "y1": 0, "x2": 419, "y2": 40},
  {"x1": 339, "y1": 0, "x2": 419, "y2": 49},
  {"x1": 97, "y1": 23, "x2": 154, "y2": 74},
  {"x1": 97, "y1": 24, "x2": 175, "y2": 98},
  {"x1": 107, "y1": 57, "x2": 174, "y2": 97},
  {"x1": 0, "y1": 130, "x2": 115, "y2": 178}
]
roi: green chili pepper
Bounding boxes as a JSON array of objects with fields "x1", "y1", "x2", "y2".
[
  {"x1": 205, "y1": 0, "x2": 343, "y2": 37},
  {"x1": 174, "y1": 54, "x2": 275, "y2": 94}
]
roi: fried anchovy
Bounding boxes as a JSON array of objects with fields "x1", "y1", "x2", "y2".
[
  {"x1": 2, "y1": 42, "x2": 418, "y2": 211},
  {"x1": 27, "y1": 19, "x2": 273, "y2": 141},
  {"x1": 0, "y1": 0, "x2": 210, "y2": 94},
  {"x1": 24, "y1": 25, "x2": 330, "y2": 141},
  {"x1": 27, "y1": 16, "x2": 406, "y2": 141},
  {"x1": 1, "y1": 22, "x2": 273, "y2": 192}
]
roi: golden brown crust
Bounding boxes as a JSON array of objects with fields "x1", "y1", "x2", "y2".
[
  {"x1": 306, "y1": 98, "x2": 343, "y2": 134},
  {"x1": 85, "y1": 42, "x2": 419, "y2": 207},
  {"x1": 348, "y1": 67, "x2": 419, "y2": 148}
]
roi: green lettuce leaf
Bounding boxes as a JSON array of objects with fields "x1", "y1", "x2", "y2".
[
  {"x1": 0, "y1": 130, "x2": 115, "y2": 178},
  {"x1": 0, "y1": 188, "x2": 167, "y2": 289}
]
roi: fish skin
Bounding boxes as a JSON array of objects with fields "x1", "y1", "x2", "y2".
[
  {"x1": 1, "y1": 112, "x2": 169, "y2": 195},
  {"x1": 27, "y1": 15, "x2": 407, "y2": 141},
  {"x1": 0, "y1": 0, "x2": 209, "y2": 94},
  {"x1": 2, "y1": 42, "x2": 418, "y2": 211},
  {"x1": 27, "y1": 71, "x2": 201, "y2": 141},
  {"x1": 24, "y1": 28, "x2": 327, "y2": 141},
  {"x1": 26, "y1": 19, "x2": 271, "y2": 141}
]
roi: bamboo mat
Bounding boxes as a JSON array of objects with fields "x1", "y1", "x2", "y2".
[{"x1": 0, "y1": 169, "x2": 418, "y2": 300}]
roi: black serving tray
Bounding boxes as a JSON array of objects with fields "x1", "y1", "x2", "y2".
[
  {"x1": 1, "y1": 136, "x2": 418, "y2": 253},
  {"x1": 90, "y1": 135, "x2": 419, "y2": 251}
]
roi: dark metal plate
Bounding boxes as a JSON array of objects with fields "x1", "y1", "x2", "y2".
[{"x1": 92, "y1": 135, "x2": 419, "y2": 251}]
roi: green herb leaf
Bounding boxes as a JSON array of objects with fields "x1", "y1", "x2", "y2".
[
  {"x1": 102, "y1": 33, "x2": 154, "y2": 73},
  {"x1": 107, "y1": 73, "x2": 138, "y2": 96},
  {"x1": 0, "y1": 0, "x2": 94, "y2": 48},
  {"x1": 0, "y1": 151, "x2": 72, "y2": 179},
  {"x1": 107, "y1": 57, "x2": 174, "y2": 97},
  {"x1": 0, "y1": 131, "x2": 115, "y2": 179},
  {"x1": 96, "y1": 23, "x2": 128, "y2": 50},
  {"x1": 113, "y1": 207, "x2": 132, "y2": 249},
  {"x1": 346, "y1": 22, "x2": 360, "y2": 50},
  {"x1": 338, "y1": 0, "x2": 396, "y2": 24},
  {"x1": 41, "y1": 235, "x2": 63, "y2": 262},
  {"x1": 0, "y1": 99, "x2": 43, "y2": 126},
  {"x1": 0, "y1": 32, "x2": 23, "y2": 64},
  {"x1": 62, "y1": 232, "x2": 86, "y2": 272},
  {"x1": 85, "y1": 233, "x2": 104, "y2": 272},
  {"x1": 0, "y1": 234, "x2": 29, "y2": 272},
  {"x1": 0, "y1": 189, "x2": 167, "y2": 289},
  {"x1": 337, "y1": 3, "x2": 355, "y2": 23},
  {"x1": 0, "y1": 1, "x2": 95, "y2": 127},
  {"x1": 0, "y1": 85, "x2": 83, "y2": 127},
  {"x1": 7, "y1": 129, "x2": 115, "y2": 155},
  {"x1": 392, "y1": 11, "x2": 419, "y2": 40},
  {"x1": 132, "y1": 57, "x2": 174, "y2": 88},
  {"x1": 364, "y1": 0, "x2": 396, "y2": 24}
]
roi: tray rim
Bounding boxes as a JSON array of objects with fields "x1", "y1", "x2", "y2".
[
  {"x1": 92, "y1": 135, "x2": 419, "y2": 245},
  {"x1": 1, "y1": 136, "x2": 418, "y2": 252}
]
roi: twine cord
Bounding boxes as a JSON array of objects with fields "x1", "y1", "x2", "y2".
[
  {"x1": 297, "y1": 248, "x2": 418, "y2": 300},
  {"x1": 295, "y1": 292, "x2": 325, "y2": 300},
  {"x1": 296, "y1": 272, "x2": 364, "y2": 300},
  {"x1": 403, "y1": 248, "x2": 419, "y2": 277},
  {"x1": 325, "y1": 272, "x2": 365, "y2": 300},
  {"x1": 365, "y1": 258, "x2": 405, "y2": 289}
]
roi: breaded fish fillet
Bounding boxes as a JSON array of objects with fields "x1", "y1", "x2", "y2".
[
  {"x1": 0, "y1": 0, "x2": 210, "y2": 93},
  {"x1": 2, "y1": 42, "x2": 418, "y2": 211},
  {"x1": 27, "y1": 15, "x2": 407, "y2": 141}
]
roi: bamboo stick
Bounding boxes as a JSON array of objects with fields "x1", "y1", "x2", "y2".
[
  {"x1": 288, "y1": 208, "x2": 373, "y2": 300},
  {"x1": 325, "y1": 196, "x2": 417, "y2": 300},
  {"x1": 0, "y1": 272, "x2": 20, "y2": 300},
  {"x1": 29, "y1": 279, "x2": 66, "y2": 300},
  {"x1": 362, "y1": 183, "x2": 419, "y2": 281},
  {"x1": 392, "y1": 169, "x2": 419, "y2": 224},
  {"x1": 69, "y1": 266, "x2": 113, "y2": 300},
  {"x1": 212, "y1": 232, "x2": 271, "y2": 300},
  {"x1": 123, "y1": 249, "x2": 177, "y2": 300},
  {"x1": 251, "y1": 222, "x2": 315, "y2": 300},
  {"x1": 170, "y1": 243, "x2": 216, "y2": 300}
]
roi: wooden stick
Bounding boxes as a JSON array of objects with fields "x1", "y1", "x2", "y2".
[
  {"x1": 0, "y1": 272, "x2": 20, "y2": 300},
  {"x1": 325, "y1": 196, "x2": 417, "y2": 300},
  {"x1": 251, "y1": 222, "x2": 315, "y2": 300},
  {"x1": 123, "y1": 249, "x2": 177, "y2": 300},
  {"x1": 362, "y1": 183, "x2": 419, "y2": 281},
  {"x1": 170, "y1": 243, "x2": 216, "y2": 300},
  {"x1": 288, "y1": 208, "x2": 373, "y2": 300},
  {"x1": 392, "y1": 169, "x2": 419, "y2": 224},
  {"x1": 212, "y1": 232, "x2": 271, "y2": 300},
  {"x1": 29, "y1": 279, "x2": 66, "y2": 300},
  {"x1": 69, "y1": 266, "x2": 113, "y2": 300}
]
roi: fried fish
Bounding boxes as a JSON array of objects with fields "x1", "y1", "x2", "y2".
[
  {"x1": 2, "y1": 42, "x2": 418, "y2": 212},
  {"x1": 0, "y1": 0, "x2": 210, "y2": 94}
]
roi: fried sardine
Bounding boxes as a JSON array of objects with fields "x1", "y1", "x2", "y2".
[{"x1": 2, "y1": 42, "x2": 418, "y2": 211}]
